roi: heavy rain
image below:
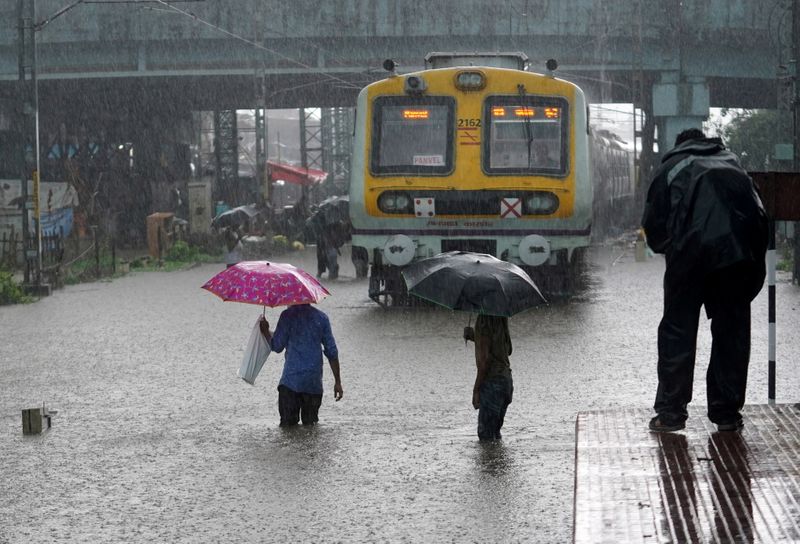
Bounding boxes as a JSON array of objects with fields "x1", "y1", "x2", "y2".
[{"x1": 2, "y1": 1, "x2": 800, "y2": 542}]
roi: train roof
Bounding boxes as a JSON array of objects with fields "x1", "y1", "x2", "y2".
[
  {"x1": 424, "y1": 52, "x2": 529, "y2": 70},
  {"x1": 591, "y1": 128, "x2": 634, "y2": 152},
  {"x1": 361, "y1": 64, "x2": 581, "y2": 96}
]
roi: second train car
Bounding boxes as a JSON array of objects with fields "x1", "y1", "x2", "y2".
[{"x1": 349, "y1": 52, "x2": 593, "y2": 305}]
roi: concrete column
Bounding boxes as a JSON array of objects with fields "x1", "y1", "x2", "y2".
[{"x1": 652, "y1": 72, "x2": 709, "y2": 152}]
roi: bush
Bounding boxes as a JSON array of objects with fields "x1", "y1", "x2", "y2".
[
  {"x1": 186, "y1": 232, "x2": 222, "y2": 255},
  {"x1": 272, "y1": 235, "x2": 289, "y2": 252},
  {"x1": 0, "y1": 270, "x2": 30, "y2": 305},
  {"x1": 292, "y1": 241, "x2": 305, "y2": 251},
  {"x1": 166, "y1": 240, "x2": 199, "y2": 262}
]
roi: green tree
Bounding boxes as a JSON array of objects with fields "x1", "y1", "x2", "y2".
[
  {"x1": 719, "y1": 109, "x2": 800, "y2": 284},
  {"x1": 718, "y1": 109, "x2": 791, "y2": 171}
]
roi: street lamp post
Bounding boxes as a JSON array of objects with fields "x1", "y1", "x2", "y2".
[
  {"x1": 16, "y1": 0, "x2": 168, "y2": 288},
  {"x1": 15, "y1": 0, "x2": 232, "y2": 288}
]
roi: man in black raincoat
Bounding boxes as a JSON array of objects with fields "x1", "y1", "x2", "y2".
[{"x1": 642, "y1": 128, "x2": 768, "y2": 433}]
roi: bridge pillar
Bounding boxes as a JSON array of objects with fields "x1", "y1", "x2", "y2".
[{"x1": 652, "y1": 72, "x2": 709, "y2": 152}]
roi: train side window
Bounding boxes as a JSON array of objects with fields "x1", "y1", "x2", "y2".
[
  {"x1": 586, "y1": 105, "x2": 591, "y2": 135},
  {"x1": 370, "y1": 96, "x2": 455, "y2": 176},
  {"x1": 483, "y1": 96, "x2": 569, "y2": 176}
]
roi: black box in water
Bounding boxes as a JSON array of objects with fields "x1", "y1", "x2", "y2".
[{"x1": 22, "y1": 407, "x2": 52, "y2": 435}]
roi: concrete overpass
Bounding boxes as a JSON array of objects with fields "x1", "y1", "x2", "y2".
[
  {"x1": 0, "y1": 0, "x2": 792, "y2": 254},
  {"x1": 0, "y1": 0, "x2": 787, "y2": 108},
  {"x1": 0, "y1": 0, "x2": 790, "y2": 162}
]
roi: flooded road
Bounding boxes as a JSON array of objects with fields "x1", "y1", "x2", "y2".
[{"x1": 2, "y1": 245, "x2": 800, "y2": 543}]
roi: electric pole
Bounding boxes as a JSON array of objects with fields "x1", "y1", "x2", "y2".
[
  {"x1": 17, "y1": 0, "x2": 40, "y2": 286},
  {"x1": 793, "y1": 0, "x2": 800, "y2": 283}
]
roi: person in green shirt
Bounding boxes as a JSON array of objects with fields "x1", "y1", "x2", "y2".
[{"x1": 464, "y1": 315, "x2": 514, "y2": 441}]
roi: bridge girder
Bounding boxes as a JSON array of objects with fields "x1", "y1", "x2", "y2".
[{"x1": 0, "y1": 0, "x2": 788, "y2": 111}]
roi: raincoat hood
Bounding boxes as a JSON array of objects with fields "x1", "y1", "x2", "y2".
[
  {"x1": 661, "y1": 137, "x2": 725, "y2": 164},
  {"x1": 642, "y1": 137, "x2": 768, "y2": 298}
]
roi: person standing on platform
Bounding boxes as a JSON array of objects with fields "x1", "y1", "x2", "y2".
[{"x1": 642, "y1": 128, "x2": 768, "y2": 433}]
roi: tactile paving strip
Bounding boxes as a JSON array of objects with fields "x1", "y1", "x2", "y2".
[{"x1": 574, "y1": 404, "x2": 800, "y2": 543}]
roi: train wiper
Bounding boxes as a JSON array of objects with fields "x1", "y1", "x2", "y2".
[{"x1": 518, "y1": 84, "x2": 534, "y2": 168}]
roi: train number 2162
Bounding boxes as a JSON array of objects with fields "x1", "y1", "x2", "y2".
[{"x1": 457, "y1": 118, "x2": 481, "y2": 128}]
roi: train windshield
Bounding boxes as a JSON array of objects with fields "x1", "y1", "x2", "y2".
[
  {"x1": 484, "y1": 96, "x2": 569, "y2": 176},
  {"x1": 371, "y1": 96, "x2": 454, "y2": 175}
]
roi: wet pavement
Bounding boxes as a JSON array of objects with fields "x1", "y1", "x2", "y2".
[
  {"x1": 2, "y1": 245, "x2": 800, "y2": 543},
  {"x1": 575, "y1": 404, "x2": 800, "y2": 543}
]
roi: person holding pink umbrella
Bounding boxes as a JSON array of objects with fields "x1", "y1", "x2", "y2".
[
  {"x1": 202, "y1": 261, "x2": 343, "y2": 425},
  {"x1": 259, "y1": 306, "x2": 343, "y2": 426}
]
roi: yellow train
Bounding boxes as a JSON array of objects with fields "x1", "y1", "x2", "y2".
[{"x1": 349, "y1": 52, "x2": 593, "y2": 305}]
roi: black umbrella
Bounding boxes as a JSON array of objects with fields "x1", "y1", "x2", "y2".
[
  {"x1": 401, "y1": 251, "x2": 547, "y2": 316},
  {"x1": 306, "y1": 195, "x2": 349, "y2": 236},
  {"x1": 212, "y1": 204, "x2": 259, "y2": 229},
  {"x1": 316, "y1": 195, "x2": 349, "y2": 224}
]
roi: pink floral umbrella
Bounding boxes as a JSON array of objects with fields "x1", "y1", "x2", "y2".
[{"x1": 202, "y1": 261, "x2": 330, "y2": 307}]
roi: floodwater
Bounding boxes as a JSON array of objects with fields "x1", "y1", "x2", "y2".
[{"x1": 2, "y1": 245, "x2": 800, "y2": 543}]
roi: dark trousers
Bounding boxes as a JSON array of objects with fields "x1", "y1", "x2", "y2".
[
  {"x1": 316, "y1": 239, "x2": 339, "y2": 279},
  {"x1": 655, "y1": 264, "x2": 753, "y2": 426},
  {"x1": 326, "y1": 247, "x2": 339, "y2": 279},
  {"x1": 316, "y1": 242, "x2": 327, "y2": 277},
  {"x1": 278, "y1": 385, "x2": 322, "y2": 426},
  {"x1": 478, "y1": 375, "x2": 513, "y2": 440}
]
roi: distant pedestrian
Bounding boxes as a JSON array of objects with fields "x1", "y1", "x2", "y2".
[
  {"x1": 323, "y1": 226, "x2": 343, "y2": 280},
  {"x1": 642, "y1": 128, "x2": 768, "y2": 433},
  {"x1": 464, "y1": 315, "x2": 513, "y2": 441},
  {"x1": 259, "y1": 304, "x2": 343, "y2": 426},
  {"x1": 306, "y1": 208, "x2": 331, "y2": 279},
  {"x1": 223, "y1": 226, "x2": 244, "y2": 268},
  {"x1": 312, "y1": 219, "x2": 347, "y2": 280},
  {"x1": 315, "y1": 234, "x2": 328, "y2": 279}
]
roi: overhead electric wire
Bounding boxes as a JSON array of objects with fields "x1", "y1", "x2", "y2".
[
  {"x1": 592, "y1": 105, "x2": 636, "y2": 116},
  {"x1": 153, "y1": 0, "x2": 362, "y2": 90},
  {"x1": 33, "y1": 0, "x2": 370, "y2": 90},
  {"x1": 33, "y1": 0, "x2": 85, "y2": 31}
]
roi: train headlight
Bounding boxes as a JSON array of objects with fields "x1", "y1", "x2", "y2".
[
  {"x1": 404, "y1": 75, "x2": 427, "y2": 95},
  {"x1": 524, "y1": 192, "x2": 559, "y2": 215},
  {"x1": 395, "y1": 194, "x2": 411, "y2": 211},
  {"x1": 379, "y1": 192, "x2": 412, "y2": 214},
  {"x1": 455, "y1": 71, "x2": 486, "y2": 91},
  {"x1": 379, "y1": 193, "x2": 397, "y2": 212}
]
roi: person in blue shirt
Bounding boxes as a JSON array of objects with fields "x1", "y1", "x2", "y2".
[{"x1": 259, "y1": 304, "x2": 343, "y2": 426}]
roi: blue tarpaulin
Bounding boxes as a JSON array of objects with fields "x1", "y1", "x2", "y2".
[{"x1": 39, "y1": 207, "x2": 73, "y2": 238}]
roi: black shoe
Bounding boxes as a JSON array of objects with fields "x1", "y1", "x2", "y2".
[
  {"x1": 716, "y1": 419, "x2": 744, "y2": 432},
  {"x1": 649, "y1": 416, "x2": 685, "y2": 432}
]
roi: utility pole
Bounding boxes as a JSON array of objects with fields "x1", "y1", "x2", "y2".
[
  {"x1": 17, "y1": 0, "x2": 164, "y2": 288},
  {"x1": 793, "y1": 0, "x2": 800, "y2": 284},
  {"x1": 17, "y1": 0, "x2": 41, "y2": 286},
  {"x1": 299, "y1": 108, "x2": 323, "y2": 208},
  {"x1": 213, "y1": 110, "x2": 238, "y2": 206},
  {"x1": 255, "y1": 72, "x2": 268, "y2": 204}
]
